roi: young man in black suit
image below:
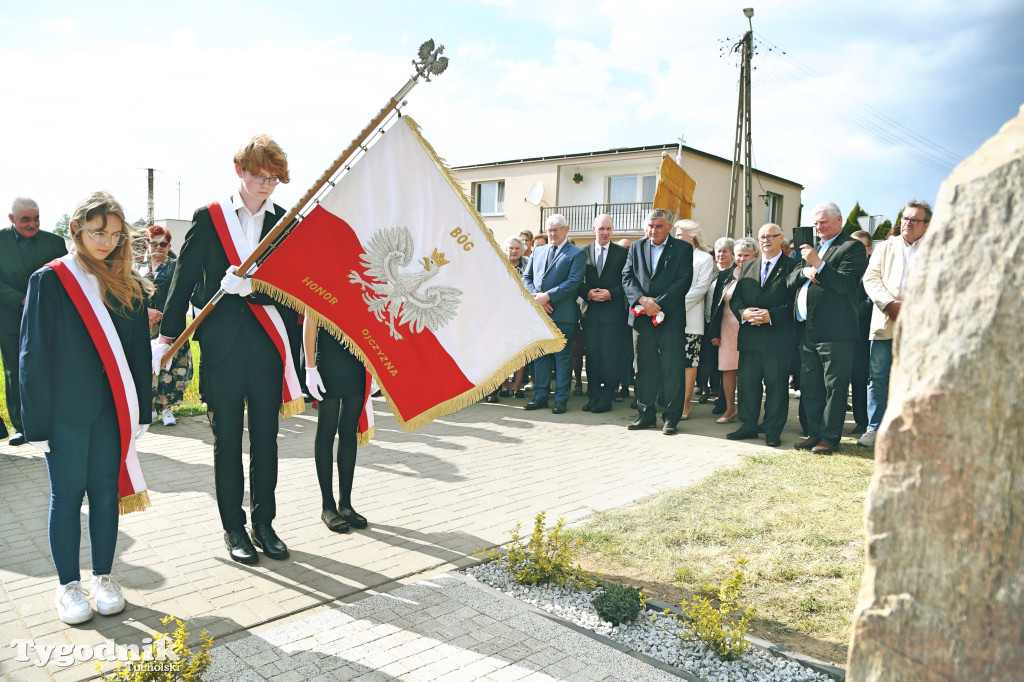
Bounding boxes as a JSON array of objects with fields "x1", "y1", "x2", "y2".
[
  {"x1": 727, "y1": 223, "x2": 796, "y2": 447},
  {"x1": 156, "y1": 135, "x2": 301, "y2": 564},
  {"x1": 578, "y1": 214, "x2": 629, "y2": 413},
  {"x1": 0, "y1": 198, "x2": 68, "y2": 445},
  {"x1": 786, "y1": 203, "x2": 869, "y2": 454},
  {"x1": 621, "y1": 208, "x2": 693, "y2": 434}
]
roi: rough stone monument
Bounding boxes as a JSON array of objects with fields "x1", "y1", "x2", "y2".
[{"x1": 848, "y1": 106, "x2": 1024, "y2": 680}]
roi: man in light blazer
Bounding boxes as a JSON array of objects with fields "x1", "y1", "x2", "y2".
[
  {"x1": 578, "y1": 214, "x2": 628, "y2": 413},
  {"x1": 786, "y1": 202, "x2": 869, "y2": 454},
  {"x1": 621, "y1": 208, "x2": 693, "y2": 434},
  {"x1": 523, "y1": 213, "x2": 586, "y2": 414},
  {"x1": 0, "y1": 198, "x2": 67, "y2": 445},
  {"x1": 728, "y1": 223, "x2": 796, "y2": 447}
]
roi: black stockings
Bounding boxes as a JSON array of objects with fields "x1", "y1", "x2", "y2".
[{"x1": 314, "y1": 393, "x2": 362, "y2": 511}]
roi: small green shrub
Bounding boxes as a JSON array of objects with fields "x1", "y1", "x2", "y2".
[
  {"x1": 675, "y1": 559, "x2": 754, "y2": 660},
  {"x1": 100, "y1": 615, "x2": 213, "y2": 681},
  {"x1": 482, "y1": 511, "x2": 597, "y2": 590},
  {"x1": 592, "y1": 583, "x2": 646, "y2": 626}
]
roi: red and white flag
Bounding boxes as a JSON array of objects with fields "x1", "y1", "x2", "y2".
[{"x1": 252, "y1": 116, "x2": 564, "y2": 432}]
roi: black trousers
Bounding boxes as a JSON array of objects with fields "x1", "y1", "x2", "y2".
[
  {"x1": 634, "y1": 326, "x2": 684, "y2": 422},
  {"x1": 1, "y1": 331, "x2": 23, "y2": 433},
  {"x1": 583, "y1": 319, "x2": 625, "y2": 402},
  {"x1": 850, "y1": 337, "x2": 869, "y2": 426},
  {"x1": 798, "y1": 325, "x2": 853, "y2": 445},
  {"x1": 204, "y1": 338, "x2": 283, "y2": 531},
  {"x1": 737, "y1": 351, "x2": 790, "y2": 440}
]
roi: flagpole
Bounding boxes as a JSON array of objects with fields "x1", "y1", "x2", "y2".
[{"x1": 161, "y1": 40, "x2": 449, "y2": 367}]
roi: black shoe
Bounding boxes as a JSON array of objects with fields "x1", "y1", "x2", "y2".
[
  {"x1": 7, "y1": 432, "x2": 26, "y2": 446},
  {"x1": 514, "y1": 390, "x2": 525, "y2": 398},
  {"x1": 485, "y1": 394, "x2": 499, "y2": 403},
  {"x1": 765, "y1": 436, "x2": 782, "y2": 447},
  {"x1": 850, "y1": 423, "x2": 868, "y2": 436},
  {"x1": 499, "y1": 390, "x2": 510, "y2": 397},
  {"x1": 322, "y1": 508, "x2": 350, "y2": 533},
  {"x1": 552, "y1": 404, "x2": 567, "y2": 414},
  {"x1": 582, "y1": 400, "x2": 595, "y2": 412},
  {"x1": 338, "y1": 507, "x2": 368, "y2": 529},
  {"x1": 726, "y1": 429, "x2": 758, "y2": 440},
  {"x1": 250, "y1": 524, "x2": 289, "y2": 560},
  {"x1": 711, "y1": 404, "x2": 726, "y2": 415},
  {"x1": 627, "y1": 418, "x2": 656, "y2": 430},
  {"x1": 591, "y1": 400, "x2": 612, "y2": 414},
  {"x1": 662, "y1": 421, "x2": 678, "y2": 435},
  {"x1": 224, "y1": 528, "x2": 258, "y2": 564},
  {"x1": 524, "y1": 399, "x2": 548, "y2": 411},
  {"x1": 698, "y1": 393, "x2": 709, "y2": 404}
]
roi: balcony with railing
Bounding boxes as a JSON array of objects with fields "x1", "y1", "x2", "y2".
[{"x1": 540, "y1": 202, "x2": 652, "y2": 237}]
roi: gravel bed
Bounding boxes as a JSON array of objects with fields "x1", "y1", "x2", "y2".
[{"x1": 466, "y1": 559, "x2": 832, "y2": 682}]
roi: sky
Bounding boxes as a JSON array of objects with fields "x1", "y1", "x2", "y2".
[{"x1": 2, "y1": 0, "x2": 1022, "y2": 231}]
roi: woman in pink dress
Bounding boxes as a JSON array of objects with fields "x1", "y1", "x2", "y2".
[{"x1": 710, "y1": 238, "x2": 758, "y2": 423}]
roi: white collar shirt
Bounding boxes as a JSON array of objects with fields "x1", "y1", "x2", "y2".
[{"x1": 230, "y1": 191, "x2": 275, "y2": 256}]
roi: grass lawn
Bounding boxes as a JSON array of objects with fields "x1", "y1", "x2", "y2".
[
  {"x1": 570, "y1": 446, "x2": 874, "y2": 666},
  {"x1": 0, "y1": 338, "x2": 207, "y2": 430}
]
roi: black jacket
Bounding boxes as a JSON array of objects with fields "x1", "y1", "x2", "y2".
[{"x1": 20, "y1": 266, "x2": 151, "y2": 441}]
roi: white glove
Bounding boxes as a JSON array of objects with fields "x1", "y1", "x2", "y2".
[
  {"x1": 31, "y1": 441, "x2": 49, "y2": 453},
  {"x1": 136, "y1": 424, "x2": 149, "y2": 438},
  {"x1": 305, "y1": 366, "x2": 326, "y2": 401},
  {"x1": 220, "y1": 265, "x2": 253, "y2": 297},
  {"x1": 151, "y1": 340, "x2": 172, "y2": 374}
]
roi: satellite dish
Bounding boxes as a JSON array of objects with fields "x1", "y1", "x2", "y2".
[{"x1": 525, "y1": 181, "x2": 544, "y2": 206}]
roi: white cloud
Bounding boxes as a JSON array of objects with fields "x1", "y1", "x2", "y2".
[{"x1": 43, "y1": 17, "x2": 75, "y2": 39}]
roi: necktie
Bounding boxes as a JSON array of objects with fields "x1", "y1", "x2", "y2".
[
  {"x1": 547, "y1": 245, "x2": 557, "y2": 268},
  {"x1": 761, "y1": 260, "x2": 770, "y2": 285},
  {"x1": 597, "y1": 246, "x2": 606, "y2": 277}
]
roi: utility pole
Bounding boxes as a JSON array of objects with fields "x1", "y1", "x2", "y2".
[
  {"x1": 726, "y1": 8, "x2": 755, "y2": 238},
  {"x1": 176, "y1": 181, "x2": 183, "y2": 220},
  {"x1": 141, "y1": 168, "x2": 162, "y2": 226}
]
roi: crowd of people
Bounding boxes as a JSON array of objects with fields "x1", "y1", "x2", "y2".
[
  {"x1": 502, "y1": 202, "x2": 931, "y2": 453},
  {"x1": 2, "y1": 153, "x2": 930, "y2": 627}
]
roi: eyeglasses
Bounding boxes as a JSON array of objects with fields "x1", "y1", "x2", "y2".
[
  {"x1": 248, "y1": 172, "x2": 280, "y2": 187},
  {"x1": 758, "y1": 234, "x2": 783, "y2": 241},
  {"x1": 149, "y1": 241, "x2": 169, "y2": 248},
  {"x1": 901, "y1": 216, "x2": 929, "y2": 225},
  {"x1": 85, "y1": 231, "x2": 127, "y2": 246}
]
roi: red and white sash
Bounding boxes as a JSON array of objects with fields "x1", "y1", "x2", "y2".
[
  {"x1": 48, "y1": 255, "x2": 149, "y2": 514},
  {"x1": 207, "y1": 198, "x2": 305, "y2": 417}
]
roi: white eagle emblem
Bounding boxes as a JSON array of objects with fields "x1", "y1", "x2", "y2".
[{"x1": 349, "y1": 226, "x2": 462, "y2": 340}]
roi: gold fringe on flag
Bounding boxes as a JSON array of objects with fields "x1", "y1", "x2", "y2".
[
  {"x1": 357, "y1": 426, "x2": 375, "y2": 447},
  {"x1": 118, "y1": 490, "x2": 150, "y2": 515},
  {"x1": 280, "y1": 396, "x2": 306, "y2": 418}
]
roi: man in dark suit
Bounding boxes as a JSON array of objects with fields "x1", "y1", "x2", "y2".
[
  {"x1": 786, "y1": 203, "x2": 869, "y2": 454},
  {"x1": 0, "y1": 198, "x2": 68, "y2": 445},
  {"x1": 727, "y1": 223, "x2": 796, "y2": 447},
  {"x1": 578, "y1": 214, "x2": 628, "y2": 414},
  {"x1": 622, "y1": 209, "x2": 693, "y2": 434},
  {"x1": 157, "y1": 135, "x2": 294, "y2": 564},
  {"x1": 523, "y1": 213, "x2": 586, "y2": 414}
]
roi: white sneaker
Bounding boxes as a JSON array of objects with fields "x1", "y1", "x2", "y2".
[
  {"x1": 161, "y1": 408, "x2": 176, "y2": 426},
  {"x1": 152, "y1": 409, "x2": 158, "y2": 421},
  {"x1": 91, "y1": 574, "x2": 126, "y2": 616},
  {"x1": 55, "y1": 581, "x2": 93, "y2": 624},
  {"x1": 858, "y1": 429, "x2": 878, "y2": 447}
]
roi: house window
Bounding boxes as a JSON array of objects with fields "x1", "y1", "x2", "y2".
[
  {"x1": 608, "y1": 175, "x2": 656, "y2": 204},
  {"x1": 764, "y1": 192, "x2": 783, "y2": 224},
  {"x1": 475, "y1": 180, "x2": 505, "y2": 216}
]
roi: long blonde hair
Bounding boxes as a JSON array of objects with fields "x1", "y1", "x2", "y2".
[{"x1": 69, "y1": 191, "x2": 153, "y2": 314}]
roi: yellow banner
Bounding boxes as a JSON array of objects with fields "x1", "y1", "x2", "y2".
[{"x1": 653, "y1": 155, "x2": 696, "y2": 220}]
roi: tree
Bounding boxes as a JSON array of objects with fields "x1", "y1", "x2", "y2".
[
  {"x1": 53, "y1": 213, "x2": 71, "y2": 240},
  {"x1": 844, "y1": 201, "x2": 867, "y2": 236},
  {"x1": 873, "y1": 220, "x2": 893, "y2": 240}
]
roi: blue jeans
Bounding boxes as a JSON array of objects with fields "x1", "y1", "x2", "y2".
[
  {"x1": 44, "y1": 407, "x2": 121, "y2": 584},
  {"x1": 867, "y1": 339, "x2": 893, "y2": 431},
  {"x1": 533, "y1": 322, "x2": 575, "y2": 406}
]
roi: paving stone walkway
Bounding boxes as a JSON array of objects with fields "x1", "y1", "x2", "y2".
[{"x1": 1, "y1": 392, "x2": 805, "y2": 681}]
